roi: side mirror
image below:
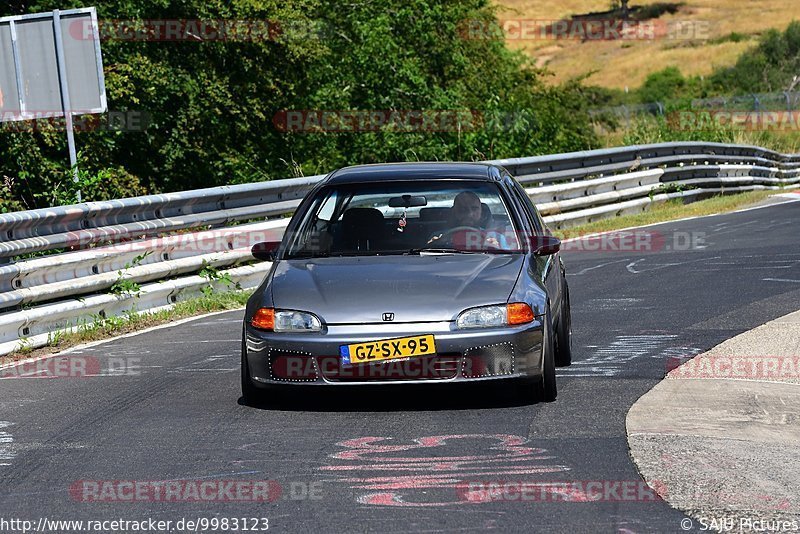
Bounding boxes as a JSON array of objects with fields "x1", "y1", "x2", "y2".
[
  {"x1": 251, "y1": 241, "x2": 281, "y2": 262},
  {"x1": 531, "y1": 235, "x2": 561, "y2": 256}
]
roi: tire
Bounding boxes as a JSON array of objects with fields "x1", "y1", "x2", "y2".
[
  {"x1": 538, "y1": 305, "x2": 558, "y2": 403},
  {"x1": 554, "y1": 279, "x2": 573, "y2": 367},
  {"x1": 241, "y1": 331, "x2": 261, "y2": 405}
]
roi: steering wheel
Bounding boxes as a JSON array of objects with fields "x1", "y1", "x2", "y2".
[{"x1": 431, "y1": 226, "x2": 483, "y2": 248}]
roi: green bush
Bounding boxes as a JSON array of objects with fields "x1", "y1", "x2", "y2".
[
  {"x1": 622, "y1": 114, "x2": 735, "y2": 146},
  {"x1": 709, "y1": 21, "x2": 800, "y2": 94}
]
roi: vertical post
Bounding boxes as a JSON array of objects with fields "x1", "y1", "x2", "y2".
[
  {"x1": 52, "y1": 9, "x2": 81, "y2": 203},
  {"x1": 8, "y1": 19, "x2": 25, "y2": 118},
  {"x1": 4, "y1": 21, "x2": 23, "y2": 267}
]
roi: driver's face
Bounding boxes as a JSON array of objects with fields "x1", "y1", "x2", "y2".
[{"x1": 453, "y1": 196, "x2": 482, "y2": 226}]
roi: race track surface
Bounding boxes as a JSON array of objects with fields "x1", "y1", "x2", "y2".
[{"x1": 1, "y1": 200, "x2": 799, "y2": 533}]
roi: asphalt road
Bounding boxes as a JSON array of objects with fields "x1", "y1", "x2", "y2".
[{"x1": 1, "y1": 199, "x2": 799, "y2": 533}]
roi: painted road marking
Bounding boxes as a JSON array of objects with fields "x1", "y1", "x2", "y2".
[
  {"x1": 0, "y1": 421, "x2": 15, "y2": 467},
  {"x1": 560, "y1": 335, "x2": 679, "y2": 377},
  {"x1": 571, "y1": 259, "x2": 632, "y2": 276},
  {"x1": 318, "y1": 434, "x2": 570, "y2": 507}
]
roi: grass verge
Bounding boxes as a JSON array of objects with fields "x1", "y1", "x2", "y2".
[
  {"x1": 552, "y1": 189, "x2": 783, "y2": 238},
  {"x1": 0, "y1": 290, "x2": 250, "y2": 366}
]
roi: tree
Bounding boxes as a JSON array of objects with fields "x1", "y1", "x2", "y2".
[{"x1": 610, "y1": 0, "x2": 631, "y2": 19}]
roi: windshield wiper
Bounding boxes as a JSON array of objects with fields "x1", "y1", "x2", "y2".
[
  {"x1": 407, "y1": 247, "x2": 521, "y2": 255},
  {"x1": 290, "y1": 250, "x2": 409, "y2": 258},
  {"x1": 288, "y1": 248, "x2": 515, "y2": 259},
  {"x1": 328, "y1": 251, "x2": 397, "y2": 257},
  {"x1": 286, "y1": 251, "x2": 331, "y2": 259},
  {"x1": 407, "y1": 248, "x2": 479, "y2": 255}
]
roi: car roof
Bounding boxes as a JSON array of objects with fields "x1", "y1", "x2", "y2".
[{"x1": 323, "y1": 162, "x2": 505, "y2": 185}]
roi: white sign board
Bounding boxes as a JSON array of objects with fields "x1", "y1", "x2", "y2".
[{"x1": 0, "y1": 7, "x2": 106, "y2": 122}]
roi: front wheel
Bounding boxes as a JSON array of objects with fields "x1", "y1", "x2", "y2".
[
  {"x1": 518, "y1": 307, "x2": 558, "y2": 403},
  {"x1": 538, "y1": 306, "x2": 558, "y2": 402}
]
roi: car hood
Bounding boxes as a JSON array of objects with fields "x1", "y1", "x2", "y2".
[{"x1": 270, "y1": 255, "x2": 524, "y2": 324}]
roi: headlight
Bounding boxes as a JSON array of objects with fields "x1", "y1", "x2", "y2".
[
  {"x1": 251, "y1": 308, "x2": 322, "y2": 332},
  {"x1": 275, "y1": 310, "x2": 322, "y2": 332},
  {"x1": 456, "y1": 303, "x2": 535, "y2": 329},
  {"x1": 457, "y1": 305, "x2": 506, "y2": 329}
]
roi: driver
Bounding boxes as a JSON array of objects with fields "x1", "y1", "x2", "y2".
[
  {"x1": 427, "y1": 191, "x2": 509, "y2": 249},
  {"x1": 450, "y1": 190, "x2": 484, "y2": 227}
]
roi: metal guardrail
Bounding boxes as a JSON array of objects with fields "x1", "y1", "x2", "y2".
[
  {"x1": 0, "y1": 175, "x2": 324, "y2": 257},
  {"x1": 591, "y1": 92, "x2": 800, "y2": 123},
  {"x1": 0, "y1": 142, "x2": 798, "y2": 356}
]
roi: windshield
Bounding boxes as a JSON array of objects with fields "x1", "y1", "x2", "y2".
[{"x1": 285, "y1": 181, "x2": 522, "y2": 258}]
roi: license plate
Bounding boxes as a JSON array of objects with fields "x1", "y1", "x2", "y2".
[{"x1": 340, "y1": 335, "x2": 436, "y2": 365}]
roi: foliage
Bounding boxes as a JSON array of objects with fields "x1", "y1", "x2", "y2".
[
  {"x1": 621, "y1": 114, "x2": 735, "y2": 146},
  {"x1": 611, "y1": 22, "x2": 800, "y2": 108},
  {"x1": 199, "y1": 260, "x2": 241, "y2": 297},
  {"x1": 638, "y1": 67, "x2": 690, "y2": 104},
  {"x1": 648, "y1": 182, "x2": 694, "y2": 202},
  {"x1": 109, "y1": 251, "x2": 152, "y2": 298},
  {"x1": 709, "y1": 21, "x2": 800, "y2": 94}
]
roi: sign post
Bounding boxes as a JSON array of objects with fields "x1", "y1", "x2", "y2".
[{"x1": 52, "y1": 9, "x2": 81, "y2": 201}]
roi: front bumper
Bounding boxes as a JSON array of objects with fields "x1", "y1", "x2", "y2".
[{"x1": 243, "y1": 320, "x2": 544, "y2": 387}]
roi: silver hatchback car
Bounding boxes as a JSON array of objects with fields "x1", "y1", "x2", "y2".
[{"x1": 242, "y1": 162, "x2": 572, "y2": 403}]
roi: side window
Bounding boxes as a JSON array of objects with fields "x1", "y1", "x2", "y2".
[
  {"x1": 317, "y1": 190, "x2": 339, "y2": 222},
  {"x1": 527, "y1": 195, "x2": 548, "y2": 234},
  {"x1": 505, "y1": 176, "x2": 543, "y2": 235},
  {"x1": 286, "y1": 190, "x2": 338, "y2": 257}
]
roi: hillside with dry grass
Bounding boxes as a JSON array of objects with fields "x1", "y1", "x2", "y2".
[{"x1": 494, "y1": 0, "x2": 800, "y2": 89}]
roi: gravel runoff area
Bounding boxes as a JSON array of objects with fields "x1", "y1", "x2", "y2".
[{"x1": 627, "y1": 309, "x2": 800, "y2": 532}]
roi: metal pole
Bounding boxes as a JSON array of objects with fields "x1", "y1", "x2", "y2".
[
  {"x1": 52, "y1": 9, "x2": 81, "y2": 203},
  {"x1": 8, "y1": 20, "x2": 26, "y2": 119}
]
